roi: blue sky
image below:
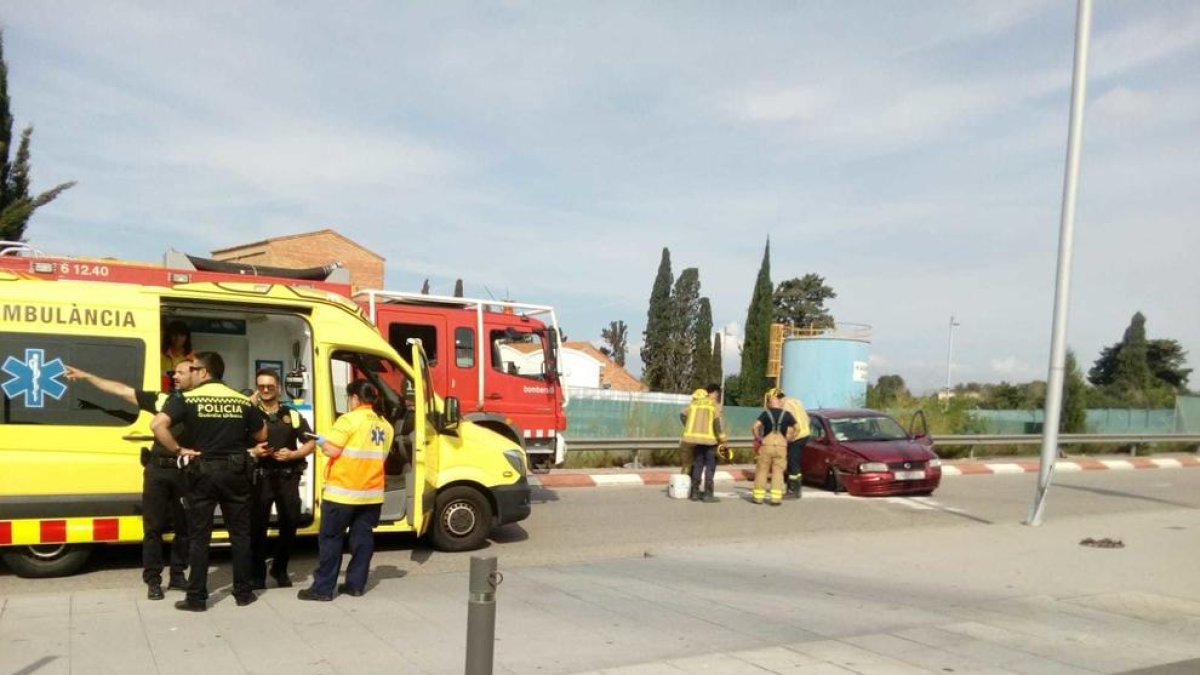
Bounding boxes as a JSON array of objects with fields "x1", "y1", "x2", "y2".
[{"x1": 2, "y1": 1, "x2": 1197, "y2": 393}]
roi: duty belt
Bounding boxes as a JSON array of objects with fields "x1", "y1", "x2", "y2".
[{"x1": 148, "y1": 456, "x2": 181, "y2": 469}]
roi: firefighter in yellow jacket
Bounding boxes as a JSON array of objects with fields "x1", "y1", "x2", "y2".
[
  {"x1": 751, "y1": 388, "x2": 798, "y2": 505},
  {"x1": 298, "y1": 379, "x2": 394, "y2": 601},
  {"x1": 782, "y1": 395, "x2": 811, "y2": 499},
  {"x1": 681, "y1": 385, "x2": 727, "y2": 503}
]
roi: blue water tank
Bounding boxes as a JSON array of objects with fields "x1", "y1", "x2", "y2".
[{"x1": 779, "y1": 326, "x2": 871, "y2": 409}]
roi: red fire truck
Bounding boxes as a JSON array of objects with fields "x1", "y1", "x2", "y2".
[
  {"x1": 355, "y1": 290, "x2": 567, "y2": 471},
  {"x1": 164, "y1": 252, "x2": 569, "y2": 471}
]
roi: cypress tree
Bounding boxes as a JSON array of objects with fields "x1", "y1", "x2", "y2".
[
  {"x1": 1060, "y1": 349, "x2": 1088, "y2": 433},
  {"x1": 1111, "y1": 312, "x2": 1153, "y2": 405},
  {"x1": 0, "y1": 32, "x2": 74, "y2": 241},
  {"x1": 640, "y1": 248, "x2": 674, "y2": 391},
  {"x1": 691, "y1": 297, "x2": 713, "y2": 390},
  {"x1": 711, "y1": 331, "x2": 724, "y2": 388},
  {"x1": 666, "y1": 267, "x2": 701, "y2": 393},
  {"x1": 738, "y1": 239, "x2": 773, "y2": 404}
]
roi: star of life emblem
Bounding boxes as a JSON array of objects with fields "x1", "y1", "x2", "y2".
[{"x1": 2, "y1": 348, "x2": 68, "y2": 408}]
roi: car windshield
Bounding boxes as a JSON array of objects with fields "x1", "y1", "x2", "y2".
[{"x1": 829, "y1": 415, "x2": 907, "y2": 442}]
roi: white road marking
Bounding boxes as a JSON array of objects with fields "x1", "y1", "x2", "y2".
[
  {"x1": 1151, "y1": 458, "x2": 1183, "y2": 469},
  {"x1": 988, "y1": 463, "x2": 1026, "y2": 474},
  {"x1": 1054, "y1": 462, "x2": 1083, "y2": 472},
  {"x1": 591, "y1": 474, "x2": 645, "y2": 486},
  {"x1": 1100, "y1": 460, "x2": 1135, "y2": 471},
  {"x1": 941, "y1": 466, "x2": 962, "y2": 476}
]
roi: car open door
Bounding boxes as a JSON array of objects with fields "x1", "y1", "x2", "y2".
[
  {"x1": 908, "y1": 410, "x2": 933, "y2": 447},
  {"x1": 410, "y1": 339, "x2": 440, "y2": 536}
]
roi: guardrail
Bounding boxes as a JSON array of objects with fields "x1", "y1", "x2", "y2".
[{"x1": 566, "y1": 434, "x2": 1200, "y2": 454}]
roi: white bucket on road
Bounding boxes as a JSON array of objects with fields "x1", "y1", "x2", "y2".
[{"x1": 668, "y1": 473, "x2": 691, "y2": 499}]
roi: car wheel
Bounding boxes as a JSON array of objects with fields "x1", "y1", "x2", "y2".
[
  {"x1": 430, "y1": 486, "x2": 493, "y2": 552},
  {"x1": 0, "y1": 544, "x2": 92, "y2": 578},
  {"x1": 824, "y1": 467, "x2": 844, "y2": 494}
]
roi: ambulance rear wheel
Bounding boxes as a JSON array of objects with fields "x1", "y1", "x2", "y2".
[
  {"x1": 430, "y1": 486, "x2": 492, "y2": 552},
  {"x1": 1, "y1": 544, "x2": 92, "y2": 578}
]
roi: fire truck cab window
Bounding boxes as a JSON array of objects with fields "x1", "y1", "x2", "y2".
[
  {"x1": 454, "y1": 327, "x2": 475, "y2": 368},
  {"x1": 387, "y1": 323, "x2": 438, "y2": 366},
  {"x1": 0, "y1": 334, "x2": 144, "y2": 426},
  {"x1": 489, "y1": 329, "x2": 544, "y2": 380}
]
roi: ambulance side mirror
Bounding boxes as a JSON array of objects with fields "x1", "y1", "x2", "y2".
[{"x1": 441, "y1": 396, "x2": 461, "y2": 432}]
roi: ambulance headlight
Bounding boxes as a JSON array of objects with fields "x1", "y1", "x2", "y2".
[{"x1": 503, "y1": 450, "x2": 527, "y2": 477}]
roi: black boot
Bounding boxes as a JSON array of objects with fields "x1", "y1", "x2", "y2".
[
  {"x1": 688, "y1": 483, "x2": 701, "y2": 501},
  {"x1": 702, "y1": 484, "x2": 718, "y2": 503},
  {"x1": 785, "y1": 479, "x2": 800, "y2": 500}
]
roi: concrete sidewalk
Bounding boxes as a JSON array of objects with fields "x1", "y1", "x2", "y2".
[
  {"x1": 534, "y1": 453, "x2": 1200, "y2": 489},
  {"x1": 3, "y1": 505, "x2": 1199, "y2": 674}
]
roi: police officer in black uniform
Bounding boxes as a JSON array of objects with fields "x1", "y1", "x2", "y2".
[
  {"x1": 248, "y1": 368, "x2": 315, "y2": 589},
  {"x1": 152, "y1": 351, "x2": 266, "y2": 611},
  {"x1": 65, "y1": 362, "x2": 196, "y2": 600}
]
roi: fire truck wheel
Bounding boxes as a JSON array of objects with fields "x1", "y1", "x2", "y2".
[
  {"x1": 430, "y1": 486, "x2": 493, "y2": 552},
  {"x1": 1, "y1": 544, "x2": 92, "y2": 578}
]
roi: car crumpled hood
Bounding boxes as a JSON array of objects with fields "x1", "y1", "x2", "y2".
[{"x1": 837, "y1": 439, "x2": 937, "y2": 464}]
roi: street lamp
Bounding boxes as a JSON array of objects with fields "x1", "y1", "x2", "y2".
[{"x1": 944, "y1": 315, "x2": 960, "y2": 398}]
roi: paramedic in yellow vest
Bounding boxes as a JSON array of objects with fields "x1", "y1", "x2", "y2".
[
  {"x1": 782, "y1": 395, "x2": 811, "y2": 499},
  {"x1": 681, "y1": 385, "x2": 727, "y2": 503},
  {"x1": 751, "y1": 388, "x2": 798, "y2": 505},
  {"x1": 298, "y1": 379, "x2": 394, "y2": 601}
]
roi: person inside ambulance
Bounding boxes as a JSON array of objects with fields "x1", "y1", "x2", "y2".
[
  {"x1": 64, "y1": 360, "x2": 199, "y2": 600},
  {"x1": 160, "y1": 320, "x2": 194, "y2": 391}
]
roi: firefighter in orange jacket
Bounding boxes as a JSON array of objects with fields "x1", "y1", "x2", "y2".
[
  {"x1": 681, "y1": 385, "x2": 727, "y2": 503},
  {"x1": 298, "y1": 379, "x2": 394, "y2": 601}
]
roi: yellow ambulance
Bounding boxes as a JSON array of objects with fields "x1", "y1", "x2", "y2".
[{"x1": 0, "y1": 252, "x2": 531, "y2": 577}]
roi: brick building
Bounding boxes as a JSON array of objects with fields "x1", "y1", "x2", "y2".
[{"x1": 210, "y1": 229, "x2": 384, "y2": 289}]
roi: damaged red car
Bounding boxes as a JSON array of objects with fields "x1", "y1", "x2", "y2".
[{"x1": 801, "y1": 409, "x2": 942, "y2": 496}]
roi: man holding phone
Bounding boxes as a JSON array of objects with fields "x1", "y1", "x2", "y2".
[{"x1": 248, "y1": 368, "x2": 316, "y2": 589}]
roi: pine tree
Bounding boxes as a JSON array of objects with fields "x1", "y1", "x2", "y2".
[
  {"x1": 738, "y1": 239, "x2": 773, "y2": 404},
  {"x1": 1060, "y1": 349, "x2": 1088, "y2": 433},
  {"x1": 773, "y1": 274, "x2": 836, "y2": 328},
  {"x1": 0, "y1": 32, "x2": 75, "y2": 241},
  {"x1": 691, "y1": 297, "x2": 713, "y2": 390},
  {"x1": 665, "y1": 267, "x2": 701, "y2": 393},
  {"x1": 640, "y1": 248, "x2": 674, "y2": 391},
  {"x1": 1110, "y1": 312, "x2": 1154, "y2": 405}
]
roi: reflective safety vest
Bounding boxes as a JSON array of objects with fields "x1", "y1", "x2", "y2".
[
  {"x1": 782, "y1": 397, "x2": 810, "y2": 438},
  {"x1": 322, "y1": 405, "x2": 394, "y2": 505},
  {"x1": 681, "y1": 392, "x2": 722, "y2": 445}
]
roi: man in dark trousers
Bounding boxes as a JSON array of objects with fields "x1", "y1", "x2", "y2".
[
  {"x1": 65, "y1": 361, "x2": 197, "y2": 600},
  {"x1": 248, "y1": 368, "x2": 315, "y2": 589},
  {"x1": 152, "y1": 351, "x2": 266, "y2": 611}
]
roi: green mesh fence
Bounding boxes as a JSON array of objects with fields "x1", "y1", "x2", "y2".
[
  {"x1": 566, "y1": 390, "x2": 762, "y2": 439},
  {"x1": 970, "y1": 408, "x2": 1177, "y2": 434},
  {"x1": 1176, "y1": 396, "x2": 1200, "y2": 433}
]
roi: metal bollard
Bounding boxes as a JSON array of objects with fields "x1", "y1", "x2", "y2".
[{"x1": 465, "y1": 555, "x2": 501, "y2": 675}]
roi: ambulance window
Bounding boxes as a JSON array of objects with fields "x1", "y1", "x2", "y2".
[
  {"x1": 489, "y1": 329, "x2": 544, "y2": 380},
  {"x1": 387, "y1": 324, "x2": 437, "y2": 366},
  {"x1": 454, "y1": 327, "x2": 474, "y2": 368},
  {"x1": 0, "y1": 334, "x2": 144, "y2": 426},
  {"x1": 329, "y1": 350, "x2": 408, "y2": 422}
]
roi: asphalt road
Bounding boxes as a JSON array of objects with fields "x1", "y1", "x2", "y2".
[{"x1": 2, "y1": 468, "x2": 1197, "y2": 597}]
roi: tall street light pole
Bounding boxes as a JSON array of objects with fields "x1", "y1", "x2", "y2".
[
  {"x1": 944, "y1": 315, "x2": 960, "y2": 397},
  {"x1": 1029, "y1": 0, "x2": 1092, "y2": 527}
]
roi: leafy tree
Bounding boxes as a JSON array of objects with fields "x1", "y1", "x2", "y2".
[
  {"x1": 0, "y1": 31, "x2": 75, "y2": 241},
  {"x1": 1060, "y1": 349, "x2": 1088, "y2": 433},
  {"x1": 737, "y1": 240, "x2": 773, "y2": 404},
  {"x1": 664, "y1": 267, "x2": 701, "y2": 393},
  {"x1": 772, "y1": 273, "x2": 836, "y2": 329},
  {"x1": 1087, "y1": 312, "x2": 1180, "y2": 406},
  {"x1": 691, "y1": 297, "x2": 714, "y2": 390},
  {"x1": 600, "y1": 320, "x2": 628, "y2": 367},
  {"x1": 640, "y1": 248, "x2": 674, "y2": 391},
  {"x1": 981, "y1": 382, "x2": 1025, "y2": 410},
  {"x1": 867, "y1": 374, "x2": 910, "y2": 409},
  {"x1": 1090, "y1": 336, "x2": 1191, "y2": 393}
]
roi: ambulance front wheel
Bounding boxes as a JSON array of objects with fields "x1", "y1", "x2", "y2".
[
  {"x1": 430, "y1": 486, "x2": 493, "y2": 552},
  {"x1": 1, "y1": 544, "x2": 92, "y2": 578}
]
